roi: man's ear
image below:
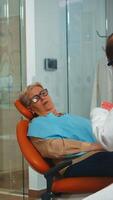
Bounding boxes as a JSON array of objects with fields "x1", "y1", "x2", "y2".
[
  {"x1": 27, "y1": 106, "x2": 33, "y2": 113},
  {"x1": 27, "y1": 106, "x2": 38, "y2": 116}
]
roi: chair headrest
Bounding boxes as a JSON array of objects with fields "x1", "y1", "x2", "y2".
[{"x1": 14, "y1": 99, "x2": 33, "y2": 120}]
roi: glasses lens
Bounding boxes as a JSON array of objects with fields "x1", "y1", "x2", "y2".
[
  {"x1": 40, "y1": 89, "x2": 48, "y2": 97},
  {"x1": 32, "y1": 95, "x2": 40, "y2": 103}
]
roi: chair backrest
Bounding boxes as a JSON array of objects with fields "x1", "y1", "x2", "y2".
[
  {"x1": 15, "y1": 99, "x2": 33, "y2": 120},
  {"x1": 15, "y1": 99, "x2": 50, "y2": 174}
]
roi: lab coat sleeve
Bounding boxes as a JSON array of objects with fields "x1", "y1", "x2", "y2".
[
  {"x1": 90, "y1": 107, "x2": 113, "y2": 151},
  {"x1": 91, "y1": 57, "x2": 113, "y2": 109},
  {"x1": 102, "y1": 108, "x2": 113, "y2": 151}
]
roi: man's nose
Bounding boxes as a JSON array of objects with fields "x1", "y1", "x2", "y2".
[{"x1": 39, "y1": 95, "x2": 45, "y2": 100}]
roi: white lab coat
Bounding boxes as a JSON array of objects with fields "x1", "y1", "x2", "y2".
[
  {"x1": 91, "y1": 56, "x2": 113, "y2": 109},
  {"x1": 90, "y1": 107, "x2": 113, "y2": 151}
]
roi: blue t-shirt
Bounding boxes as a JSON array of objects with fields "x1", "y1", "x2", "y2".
[{"x1": 28, "y1": 113, "x2": 96, "y2": 143}]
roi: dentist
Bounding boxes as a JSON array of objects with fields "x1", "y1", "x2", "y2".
[{"x1": 91, "y1": 33, "x2": 113, "y2": 151}]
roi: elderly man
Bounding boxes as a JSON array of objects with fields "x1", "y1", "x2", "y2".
[
  {"x1": 91, "y1": 33, "x2": 113, "y2": 152},
  {"x1": 19, "y1": 82, "x2": 113, "y2": 177}
]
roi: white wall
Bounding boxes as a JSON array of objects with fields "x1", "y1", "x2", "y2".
[
  {"x1": 25, "y1": 0, "x2": 46, "y2": 190},
  {"x1": 26, "y1": 0, "x2": 68, "y2": 190},
  {"x1": 34, "y1": 0, "x2": 68, "y2": 113},
  {"x1": 25, "y1": 0, "x2": 68, "y2": 191},
  {"x1": 25, "y1": 0, "x2": 36, "y2": 84}
]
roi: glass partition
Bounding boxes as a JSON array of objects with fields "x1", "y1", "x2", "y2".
[
  {"x1": 67, "y1": 0, "x2": 106, "y2": 116},
  {"x1": 0, "y1": 0, "x2": 27, "y2": 198},
  {"x1": 34, "y1": 0, "x2": 109, "y2": 117}
]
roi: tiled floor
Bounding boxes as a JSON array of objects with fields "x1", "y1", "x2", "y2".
[
  {"x1": 0, "y1": 193, "x2": 33, "y2": 200},
  {"x1": 0, "y1": 193, "x2": 90, "y2": 200},
  {"x1": 0, "y1": 169, "x2": 28, "y2": 194},
  {"x1": 0, "y1": 170, "x2": 90, "y2": 199}
]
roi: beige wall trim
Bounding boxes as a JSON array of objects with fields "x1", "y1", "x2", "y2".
[{"x1": 28, "y1": 189, "x2": 46, "y2": 198}]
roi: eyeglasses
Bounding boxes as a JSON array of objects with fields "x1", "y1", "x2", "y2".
[{"x1": 31, "y1": 88, "x2": 48, "y2": 103}]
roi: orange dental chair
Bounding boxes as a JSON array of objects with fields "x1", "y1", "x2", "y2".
[{"x1": 15, "y1": 100, "x2": 113, "y2": 200}]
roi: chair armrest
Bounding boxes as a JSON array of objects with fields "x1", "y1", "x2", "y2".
[
  {"x1": 43, "y1": 158, "x2": 73, "y2": 196},
  {"x1": 44, "y1": 151, "x2": 97, "y2": 178},
  {"x1": 44, "y1": 157, "x2": 74, "y2": 178}
]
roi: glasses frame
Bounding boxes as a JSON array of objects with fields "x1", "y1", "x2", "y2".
[{"x1": 31, "y1": 88, "x2": 48, "y2": 103}]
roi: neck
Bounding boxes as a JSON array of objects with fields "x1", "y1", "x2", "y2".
[
  {"x1": 51, "y1": 109, "x2": 64, "y2": 116},
  {"x1": 36, "y1": 108, "x2": 62, "y2": 117},
  {"x1": 50, "y1": 108, "x2": 60, "y2": 116}
]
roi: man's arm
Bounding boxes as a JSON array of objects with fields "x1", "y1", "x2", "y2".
[
  {"x1": 31, "y1": 137, "x2": 104, "y2": 159},
  {"x1": 91, "y1": 106, "x2": 113, "y2": 151}
]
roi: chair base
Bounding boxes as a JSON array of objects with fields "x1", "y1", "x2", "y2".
[
  {"x1": 41, "y1": 191, "x2": 62, "y2": 200},
  {"x1": 41, "y1": 191, "x2": 55, "y2": 200}
]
